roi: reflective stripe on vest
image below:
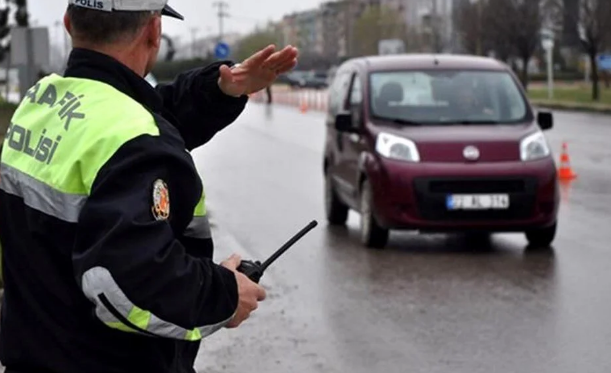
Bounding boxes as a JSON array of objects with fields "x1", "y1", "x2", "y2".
[
  {"x1": 184, "y1": 192, "x2": 211, "y2": 239},
  {"x1": 0, "y1": 74, "x2": 216, "y2": 341}
]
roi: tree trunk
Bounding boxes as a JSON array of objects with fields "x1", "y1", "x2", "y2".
[
  {"x1": 590, "y1": 52, "x2": 600, "y2": 101},
  {"x1": 521, "y1": 56, "x2": 530, "y2": 90}
]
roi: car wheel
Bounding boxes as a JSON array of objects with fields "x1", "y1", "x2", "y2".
[
  {"x1": 360, "y1": 179, "x2": 389, "y2": 249},
  {"x1": 525, "y1": 222, "x2": 557, "y2": 249},
  {"x1": 325, "y1": 172, "x2": 349, "y2": 225}
]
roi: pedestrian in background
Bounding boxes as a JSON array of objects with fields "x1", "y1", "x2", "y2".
[
  {"x1": 0, "y1": 1, "x2": 298, "y2": 372},
  {"x1": 266, "y1": 85, "x2": 273, "y2": 104}
]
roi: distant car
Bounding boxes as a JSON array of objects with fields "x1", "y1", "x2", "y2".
[
  {"x1": 286, "y1": 71, "x2": 328, "y2": 89},
  {"x1": 303, "y1": 71, "x2": 329, "y2": 89},
  {"x1": 285, "y1": 71, "x2": 308, "y2": 88},
  {"x1": 275, "y1": 73, "x2": 294, "y2": 85},
  {"x1": 323, "y1": 54, "x2": 559, "y2": 249}
]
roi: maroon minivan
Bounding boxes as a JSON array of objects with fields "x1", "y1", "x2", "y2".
[{"x1": 323, "y1": 54, "x2": 559, "y2": 249}]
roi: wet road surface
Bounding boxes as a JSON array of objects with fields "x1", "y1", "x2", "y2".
[{"x1": 200, "y1": 105, "x2": 610, "y2": 373}]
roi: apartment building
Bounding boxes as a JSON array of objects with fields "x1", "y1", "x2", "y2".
[
  {"x1": 282, "y1": 0, "x2": 369, "y2": 61},
  {"x1": 281, "y1": 9, "x2": 324, "y2": 56},
  {"x1": 320, "y1": 0, "x2": 349, "y2": 61},
  {"x1": 381, "y1": 0, "x2": 460, "y2": 52}
]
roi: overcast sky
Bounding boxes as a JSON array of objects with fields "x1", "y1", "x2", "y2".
[{"x1": 29, "y1": 0, "x2": 326, "y2": 46}]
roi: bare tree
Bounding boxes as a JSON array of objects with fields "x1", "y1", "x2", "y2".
[
  {"x1": 576, "y1": 0, "x2": 611, "y2": 100},
  {"x1": 0, "y1": 3, "x2": 10, "y2": 63},
  {"x1": 0, "y1": 0, "x2": 30, "y2": 63},
  {"x1": 13, "y1": 0, "x2": 28, "y2": 26},
  {"x1": 482, "y1": 0, "x2": 515, "y2": 63},
  {"x1": 455, "y1": 0, "x2": 486, "y2": 55},
  {"x1": 457, "y1": 0, "x2": 544, "y2": 88},
  {"x1": 549, "y1": 0, "x2": 611, "y2": 100},
  {"x1": 508, "y1": 0, "x2": 543, "y2": 89}
]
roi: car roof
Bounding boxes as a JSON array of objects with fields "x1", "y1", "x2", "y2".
[{"x1": 344, "y1": 54, "x2": 510, "y2": 72}]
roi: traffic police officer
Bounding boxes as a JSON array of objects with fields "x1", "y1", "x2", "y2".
[{"x1": 0, "y1": 1, "x2": 298, "y2": 372}]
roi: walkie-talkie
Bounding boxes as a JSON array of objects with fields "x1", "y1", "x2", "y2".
[{"x1": 236, "y1": 220, "x2": 318, "y2": 283}]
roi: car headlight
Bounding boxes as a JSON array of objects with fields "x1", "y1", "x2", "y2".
[
  {"x1": 520, "y1": 131, "x2": 550, "y2": 161},
  {"x1": 376, "y1": 132, "x2": 420, "y2": 162}
]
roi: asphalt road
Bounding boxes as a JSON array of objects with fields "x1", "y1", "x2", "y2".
[{"x1": 191, "y1": 103, "x2": 611, "y2": 373}]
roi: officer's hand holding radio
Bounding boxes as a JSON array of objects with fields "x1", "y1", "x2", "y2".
[
  {"x1": 221, "y1": 254, "x2": 267, "y2": 328},
  {"x1": 219, "y1": 221, "x2": 318, "y2": 328}
]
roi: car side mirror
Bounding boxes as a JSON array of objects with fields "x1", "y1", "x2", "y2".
[
  {"x1": 537, "y1": 111, "x2": 553, "y2": 130},
  {"x1": 335, "y1": 113, "x2": 357, "y2": 133}
]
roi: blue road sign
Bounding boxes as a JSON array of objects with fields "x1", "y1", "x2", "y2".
[
  {"x1": 598, "y1": 54, "x2": 611, "y2": 71},
  {"x1": 214, "y1": 42, "x2": 230, "y2": 59}
]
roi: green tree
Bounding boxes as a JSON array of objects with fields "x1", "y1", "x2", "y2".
[
  {"x1": 235, "y1": 27, "x2": 281, "y2": 62},
  {"x1": 352, "y1": 5, "x2": 408, "y2": 57}
]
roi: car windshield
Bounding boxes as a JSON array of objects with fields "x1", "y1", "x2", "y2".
[{"x1": 369, "y1": 70, "x2": 530, "y2": 125}]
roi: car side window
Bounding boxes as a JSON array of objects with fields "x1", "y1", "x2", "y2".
[
  {"x1": 348, "y1": 74, "x2": 363, "y2": 106},
  {"x1": 329, "y1": 72, "x2": 352, "y2": 114}
]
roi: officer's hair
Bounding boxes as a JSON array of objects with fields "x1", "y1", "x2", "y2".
[{"x1": 66, "y1": 5, "x2": 155, "y2": 45}]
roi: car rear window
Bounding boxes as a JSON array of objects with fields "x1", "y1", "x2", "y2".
[{"x1": 369, "y1": 70, "x2": 530, "y2": 125}]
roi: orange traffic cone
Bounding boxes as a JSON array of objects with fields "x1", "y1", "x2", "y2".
[
  {"x1": 558, "y1": 142, "x2": 577, "y2": 181},
  {"x1": 299, "y1": 97, "x2": 308, "y2": 113}
]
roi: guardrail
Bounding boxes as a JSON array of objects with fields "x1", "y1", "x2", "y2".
[{"x1": 249, "y1": 87, "x2": 329, "y2": 112}]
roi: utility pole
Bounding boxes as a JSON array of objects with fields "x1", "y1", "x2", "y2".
[{"x1": 212, "y1": 1, "x2": 229, "y2": 42}]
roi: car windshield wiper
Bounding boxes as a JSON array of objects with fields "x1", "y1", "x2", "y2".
[
  {"x1": 388, "y1": 118, "x2": 421, "y2": 125},
  {"x1": 454, "y1": 120, "x2": 501, "y2": 125}
]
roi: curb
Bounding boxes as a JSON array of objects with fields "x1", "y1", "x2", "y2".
[{"x1": 531, "y1": 100, "x2": 611, "y2": 115}]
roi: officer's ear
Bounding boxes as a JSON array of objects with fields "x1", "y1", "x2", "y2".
[
  {"x1": 63, "y1": 12, "x2": 72, "y2": 37},
  {"x1": 146, "y1": 13, "x2": 162, "y2": 50}
]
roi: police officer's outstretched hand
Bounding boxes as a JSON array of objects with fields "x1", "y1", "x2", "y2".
[
  {"x1": 218, "y1": 45, "x2": 298, "y2": 97},
  {"x1": 221, "y1": 254, "x2": 267, "y2": 328}
]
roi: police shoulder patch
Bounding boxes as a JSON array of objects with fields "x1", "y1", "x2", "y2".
[{"x1": 152, "y1": 179, "x2": 170, "y2": 221}]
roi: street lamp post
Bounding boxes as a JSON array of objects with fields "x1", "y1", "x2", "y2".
[{"x1": 541, "y1": 29, "x2": 555, "y2": 100}]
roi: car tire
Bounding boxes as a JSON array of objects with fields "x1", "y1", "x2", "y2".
[
  {"x1": 360, "y1": 179, "x2": 389, "y2": 249},
  {"x1": 325, "y1": 172, "x2": 349, "y2": 225},
  {"x1": 525, "y1": 222, "x2": 557, "y2": 249}
]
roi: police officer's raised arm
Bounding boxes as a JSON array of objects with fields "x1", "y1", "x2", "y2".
[
  {"x1": 156, "y1": 60, "x2": 248, "y2": 150},
  {"x1": 72, "y1": 131, "x2": 264, "y2": 340},
  {"x1": 156, "y1": 45, "x2": 299, "y2": 150}
]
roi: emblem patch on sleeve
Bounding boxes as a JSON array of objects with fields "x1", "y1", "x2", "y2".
[{"x1": 152, "y1": 179, "x2": 170, "y2": 221}]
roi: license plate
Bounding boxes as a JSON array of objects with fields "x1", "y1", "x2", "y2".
[{"x1": 446, "y1": 194, "x2": 510, "y2": 210}]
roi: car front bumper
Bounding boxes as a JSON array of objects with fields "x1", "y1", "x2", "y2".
[{"x1": 367, "y1": 157, "x2": 560, "y2": 232}]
